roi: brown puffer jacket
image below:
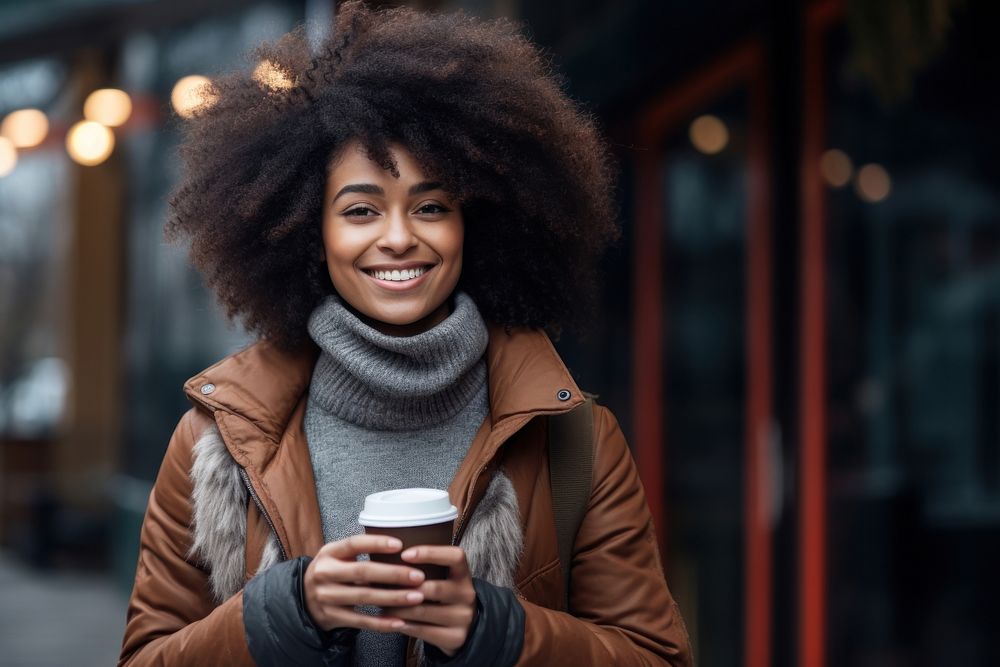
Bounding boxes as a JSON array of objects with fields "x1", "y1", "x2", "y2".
[{"x1": 119, "y1": 325, "x2": 692, "y2": 666}]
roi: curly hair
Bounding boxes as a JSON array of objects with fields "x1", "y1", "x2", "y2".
[{"x1": 166, "y1": 1, "x2": 618, "y2": 350}]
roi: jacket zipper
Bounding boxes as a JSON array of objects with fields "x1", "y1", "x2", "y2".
[
  {"x1": 451, "y1": 406, "x2": 575, "y2": 545},
  {"x1": 452, "y1": 416, "x2": 533, "y2": 544},
  {"x1": 452, "y1": 462, "x2": 488, "y2": 544},
  {"x1": 239, "y1": 466, "x2": 288, "y2": 561}
]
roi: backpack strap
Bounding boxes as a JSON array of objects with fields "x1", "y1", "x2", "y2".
[{"x1": 547, "y1": 396, "x2": 594, "y2": 612}]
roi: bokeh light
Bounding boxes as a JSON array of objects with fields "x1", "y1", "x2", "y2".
[
  {"x1": 83, "y1": 88, "x2": 133, "y2": 127},
  {"x1": 0, "y1": 136, "x2": 17, "y2": 177},
  {"x1": 855, "y1": 163, "x2": 892, "y2": 203},
  {"x1": 253, "y1": 60, "x2": 294, "y2": 90},
  {"x1": 820, "y1": 148, "x2": 853, "y2": 188},
  {"x1": 689, "y1": 114, "x2": 729, "y2": 154},
  {"x1": 66, "y1": 120, "x2": 115, "y2": 166},
  {"x1": 171, "y1": 75, "x2": 217, "y2": 118},
  {"x1": 1, "y1": 108, "x2": 49, "y2": 148}
]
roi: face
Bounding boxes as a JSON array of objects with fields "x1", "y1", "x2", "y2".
[{"x1": 322, "y1": 141, "x2": 463, "y2": 336}]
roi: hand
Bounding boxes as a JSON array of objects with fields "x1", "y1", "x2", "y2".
[
  {"x1": 383, "y1": 545, "x2": 477, "y2": 657},
  {"x1": 303, "y1": 535, "x2": 426, "y2": 632}
]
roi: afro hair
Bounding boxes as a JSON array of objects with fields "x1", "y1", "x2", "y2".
[{"x1": 166, "y1": 0, "x2": 619, "y2": 349}]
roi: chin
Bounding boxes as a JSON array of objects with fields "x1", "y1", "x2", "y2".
[
  {"x1": 362, "y1": 304, "x2": 442, "y2": 334},
  {"x1": 370, "y1": 306, "x2": 426, "y2": 326}
]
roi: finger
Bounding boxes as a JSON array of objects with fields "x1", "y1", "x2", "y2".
[
  {"x1": 384, "y1": 603, "x2": 474, "y2": 628},
  {"x1": 400, "y1": 546, "x2": 469, "y2": 578},
  {"x1": 417, "y1": 579, "x2": 476, "y2": 606},
  {"x1": 323, "y1": 535, "x2": 403, "y2": 559},
  {"x1": 320, "y1": 606, "x2": 406, "y2": 633},
  {"x1": 313, "y1": 559, "x2": 425, "y2": 587},
  {"x1": 315, "y1": 584, "x2": 425, "y2": 608}
]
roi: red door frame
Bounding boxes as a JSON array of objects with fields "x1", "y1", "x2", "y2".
[
  {"x1": 633, "y1": 39, "x2": 774, "y2": 667},
  {"x1": 800, "y1": 2, "x2": 844, "y2": 667}
]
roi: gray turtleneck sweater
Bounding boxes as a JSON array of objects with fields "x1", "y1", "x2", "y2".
[{"x1": 304, "y1": 291, "x2": 490, "y2": 666}]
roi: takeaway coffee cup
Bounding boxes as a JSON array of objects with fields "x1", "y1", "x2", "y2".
[{"x1": 358, "y1": 488, "x2": 458, "y2": 581}]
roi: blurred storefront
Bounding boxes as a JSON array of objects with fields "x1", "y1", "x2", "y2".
[{"x1": 0, "y1": 0, "x2": 997, "y2": 665}]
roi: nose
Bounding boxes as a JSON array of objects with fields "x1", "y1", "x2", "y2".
[{"x1": 376, "y1": 210, "x2": 418, "y2": 254}]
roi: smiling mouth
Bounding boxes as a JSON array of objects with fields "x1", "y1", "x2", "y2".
[{"x1": 361, "y1": 264, "x2": 434, "y2": 282}]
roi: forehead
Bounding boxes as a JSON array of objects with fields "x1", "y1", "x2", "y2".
[{"x1": 327, "y1": 140, "x2": 430, "y2": 187}]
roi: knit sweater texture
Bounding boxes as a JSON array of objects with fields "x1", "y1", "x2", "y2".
[{"x1": 304, "y1": 291, "x2": 490, "y2": 666}]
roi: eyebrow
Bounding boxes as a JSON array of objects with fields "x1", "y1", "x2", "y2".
[{"x1": 332, "y1": 181, "x2": 444, "y2": 202}]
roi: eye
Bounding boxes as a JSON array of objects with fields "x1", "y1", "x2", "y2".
[
  {"x1": 343, "y1": 205, "x2": 377, "y2": 217},
  {"x1": 415, "y1": 202, "x2": 450, "y2": 215}
]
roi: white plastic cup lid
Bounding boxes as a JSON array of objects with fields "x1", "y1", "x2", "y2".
[{"x1": 358, "y1": 488, "x2": 458, "y2": 528}]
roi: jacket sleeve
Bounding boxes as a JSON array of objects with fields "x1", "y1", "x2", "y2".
[
  {"x1": 243, "y1": 555, "x2": 357, "y2": 665},
  {"x1": 516, "y1": 405, "x2": 693, "y2": 667},
  {"x1": 423, "y1": 578, "x2": 525, "y2": 666},
  {"x1": 119, "y1": 408, "x2": 256, "y2": 666}
]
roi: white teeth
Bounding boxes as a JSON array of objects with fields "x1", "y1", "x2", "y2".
[{"x1": 367, "y1": 266, "x2": 428, "y2": 282}]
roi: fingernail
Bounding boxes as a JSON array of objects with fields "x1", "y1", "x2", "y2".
[
  {"x1": 387, "y1": 538, "x2": 403, "y2": 549},
  {"x1": 409, "y1": 570, "x2": 424, "y2": 582},
  {"x1": 406, "y1": 591, "x2": 423, "y2": 602},
  {"x1": 402, "y1": 548, "x2": 417, "y2": 559},
  {"x1": 391, "y1": 620, "x2": 405, "y2": 629}
]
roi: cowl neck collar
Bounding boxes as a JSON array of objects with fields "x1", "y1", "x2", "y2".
[{"x1": 304, "y1": 291, "x2": 489, "y2": 430}]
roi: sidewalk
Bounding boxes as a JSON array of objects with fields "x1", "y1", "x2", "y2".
[{"x1": 0, "y1": 551, "x2": 126, "y2": 667}]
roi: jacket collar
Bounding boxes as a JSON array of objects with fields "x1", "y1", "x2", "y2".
[{"x1": 183, "y1": 324, "x2": 584, "y2": 442}]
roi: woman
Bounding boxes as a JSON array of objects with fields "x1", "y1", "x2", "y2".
[{"x1": 119, "y1": 3, "x2": 692, "y2": 666}]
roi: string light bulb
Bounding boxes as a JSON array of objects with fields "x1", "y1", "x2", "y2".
[
  {"x1": 1, "y1": 108, "x2": 49, "y2": 149},
  {"x1": 84, "y1": 88, "x2": 133, "y2": 127},
  {"x1": 855, "y1": 164, "x2": 892, "y2": 203},
  {"x1": 171, "y1": 75, "x2": 217, "y2": 118},
  {"x1": 0, "y1": 136, "x2": 17, "y2": 177},
  {"x1": 820, "y1": 149, "x2": 853, "y2": 188},
  {"x1": 253, "y1": 60, "x2": 294, "y2": 90},
  {"x1": 689, "y1": 115, "x2": 729, "y2": 155},
  {"x1": 66, "y1": 120, "x2": 115, "y2": 166}
]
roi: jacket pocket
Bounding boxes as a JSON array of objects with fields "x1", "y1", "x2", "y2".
[{"x1": 514, "y1": 557, "x2": 564, "y2": 611}]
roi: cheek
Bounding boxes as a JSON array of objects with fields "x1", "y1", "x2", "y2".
[
  {"x1": 322, "y1": 228, "x2": 363, "y2": 286},
  {"x1": 441, "y1": 221, "x2": 464, "y2": 266},
  {"x1": 324, "y1": 221, "x2": 360, "y2": 261}
]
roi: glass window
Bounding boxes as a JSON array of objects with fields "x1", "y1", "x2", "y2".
[
  {"x1": 662, "y1": 94, "x2": 749, "y2": 667},
  {"x1": 823, "y1": 10, "x2": 1000, "y2": 665},
  {"x1": 0, "y1": 59, "x2": 70, "y2": 440},
  {"x1": 118, "y1": 3, "x2": 300, "y2": 482}
]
